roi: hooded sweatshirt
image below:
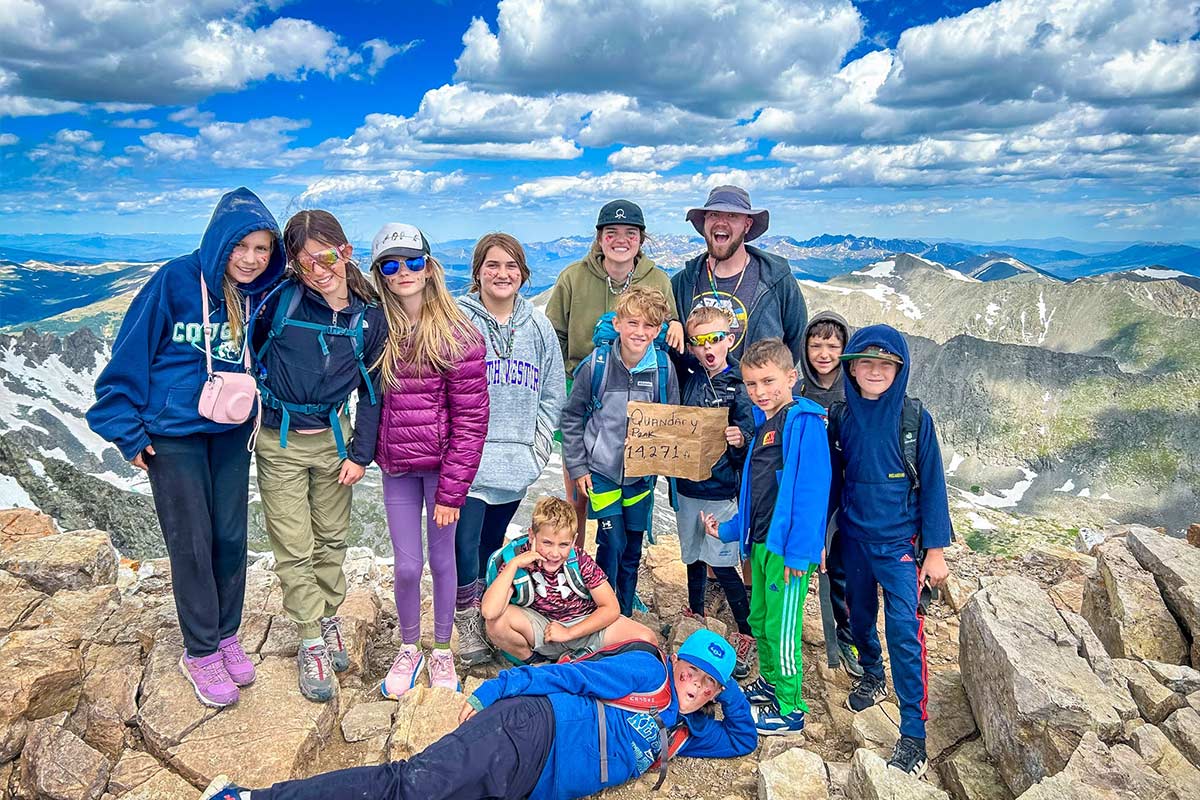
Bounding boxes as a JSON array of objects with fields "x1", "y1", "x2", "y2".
[
  {"x1": 457, "y1": 293, "x2": 567, "y2": 504},
  {"x1": 796, "y1": 310, "x2": 851, "y2": 410},
  {"x1": 87, "y1": 187, "x2": 285, "y2": 460},
  {"x1": 469, "y1": 650, "x2": 757, "y2": 800},
  {"x1": 545, "y1": 252, "x2": 677, "y2": 375},
  {"x1": 830, "y1": 324, "x2": 953, "y2": 550},
  {"x1": 675, "y1": 355, "x2": 755, "y2": 501}
]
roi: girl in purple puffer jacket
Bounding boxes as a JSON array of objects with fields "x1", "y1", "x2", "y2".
[{"x1": 368, "y1": 223, "x2": 489, "y2": 698}]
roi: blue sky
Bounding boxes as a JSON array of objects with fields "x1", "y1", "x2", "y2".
[{"x1": 1, "y1": 0, "x2": 1198, "y2": 245}]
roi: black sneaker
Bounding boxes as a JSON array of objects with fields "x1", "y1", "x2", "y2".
[
  {"x1": 887, "y1": 735, "x2": 928, "y2": 778},
  {"x1": 846, "y1": 671, "x2": 888, "y2": 712}
]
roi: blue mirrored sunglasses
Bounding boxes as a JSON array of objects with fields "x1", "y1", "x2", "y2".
[{"x1": 379, "y1": 255, "x2": 427, "y2": 275}]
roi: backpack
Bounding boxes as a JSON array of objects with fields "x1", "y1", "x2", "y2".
[
  {"x1": 556, "y1": 640, "x2": 689, "y2": 790},
  {"x1": 827, "y1": 396, "x2": 923, "y2": 492},
  {"x1": 484, "y1": 533, "x2": 591, "y2": 607},
  {"x1": 251, "y1": 282, "x2": 377, "y2": 459},
  {"x1": 575, "y1": 311, "x2": 671, "y2": 420}
]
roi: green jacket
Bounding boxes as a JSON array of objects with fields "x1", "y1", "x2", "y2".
[{"x1": 545, "y1": 252, "x2": 677, "y2": 375}]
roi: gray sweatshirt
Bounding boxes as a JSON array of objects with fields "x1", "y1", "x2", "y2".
[
  {"x1": 796, "y1": 309, "x2": 852, "y2": 410},
  {"x1": 457, "y1": 294, "x2": 567, "y2": 504}
]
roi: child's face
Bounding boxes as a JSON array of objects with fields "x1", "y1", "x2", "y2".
[
  {"x1": 672, "y1": 656, "x2": 721, "y2": 714},
  {"x1": 686, "y1": 320, "x2": 732, "y2": 375},
  {"x1": 531, "y1": 525, "x2": 575, "y2": 574},
  {"x1": 226, "y1": 229, "x2": 273, "y2": 285},
  {"x1": 741, "y1": 360, "x2": 798, "y2": 417},
  {"x1": 613, "y1": 312, "x2": 659, "y2": 361},
  {"x1": 849, "y1": 357, "x2": 898, "y2": 400},
  {"x1": 806, "y1": 334, "x2": 843, "y2": 377}
]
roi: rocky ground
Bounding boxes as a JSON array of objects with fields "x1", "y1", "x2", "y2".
[{"x1": 0, "y1": 506, "x2": 1199, "y2": 800}]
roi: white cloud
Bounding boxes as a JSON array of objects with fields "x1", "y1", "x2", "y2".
[
  {"x1": 454, "y1": 0, "x2": 862, "y2": 116},
  {"x1": 136, "y1": 117, "x2": 314, "y2": 168},
  {"x1": 362, "y1": 38, "x2": 421, "y2": 77},
  {"x1": 0, "y1": 133, "x2": 18, "y2": 146},
  {"x1": 27, "y1": 128, "x2": 106, "y2": 167},
  {"x1": 607, "y1": 141, "x2": 753, "y2": 170},
  {"x1": 111, "y1": 118, "x2": 157, "y2": 129},
  {"x1": 299, "y1": 170, "x2": 469, "y2": 202}
]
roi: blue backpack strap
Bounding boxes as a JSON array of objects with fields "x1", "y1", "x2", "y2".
[{"x1": 348, "y1": 306, "x2": 377, "y2": 406}]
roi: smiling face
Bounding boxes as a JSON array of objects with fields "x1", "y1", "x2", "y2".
[
  {"x1": 742, "y1": 360, "x2": 798, "y2": 418},
  {"x1": 848, "y1": 357, "x2": 899, "y2": 400},
  {"x1": 613, "y1": 311, "x2": 658, "y2": 363},
  {"x1": 531, "y1": 525, "x2": 575, "y2": 575},
  {"x1": 225, "y1": 229, "x2": 274, "y2": 285},
  {"x1": 702, "y1": 211, "x2": 752, "y2": 262},
  {"x1": 598, "y1": 224, "x2": 643, "y2": 267},
  {"x1": 295, "y1": 237, "x2": 350, "y2": 300},
  {"x1": 478, "y1": 244, "x2": 523, "y2": 305},
  {"x1": 672, "y1": 656, "x2": 721, "y2": 714},
  {"x1": 807, "y1": 334, "x2": 843, "y2": 378},
  {"x1": 379, "y1": 257, "x2": 428, "y2": 302},
  {"x1": 687, "y1": 319, "x2": 733, "y2": 376}
]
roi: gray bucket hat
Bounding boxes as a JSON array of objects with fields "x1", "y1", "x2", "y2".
[{"x1": 685, "y1": 185, "x2": 769, "y2": 241}]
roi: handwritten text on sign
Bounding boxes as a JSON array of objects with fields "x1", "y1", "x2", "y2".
[{"x1": 624, "y1": 402, "x2": 729, "y2": 481}]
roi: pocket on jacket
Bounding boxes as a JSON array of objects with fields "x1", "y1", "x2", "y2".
[{"x1": 148, "y1": 383, "x2": 202, "y2": 431}]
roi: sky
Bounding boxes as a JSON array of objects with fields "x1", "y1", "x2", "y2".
[{"x1": 1, "y1": 0, "x2": 1198, "y2": 246}]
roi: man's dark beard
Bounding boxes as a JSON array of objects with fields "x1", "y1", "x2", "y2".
[{"x1": 706, "y1": 228, "x2": 746, "y2": 263}]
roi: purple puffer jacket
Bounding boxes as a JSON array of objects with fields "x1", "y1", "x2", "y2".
[{"x1": 374, "y1": 334, "x2": 489, "y2": 507}]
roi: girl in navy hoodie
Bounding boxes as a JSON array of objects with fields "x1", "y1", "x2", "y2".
[{"x1": 87, "y1": 188, "x2": 284, "y2": 708}]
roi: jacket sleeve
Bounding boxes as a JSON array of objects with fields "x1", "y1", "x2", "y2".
[
  {"x1": 348, "y1": 306, "x2": 386, "y2": 466},
  {"x1": 827, "y1": 417, "x2": 844, "y2": 526},
  {"x1": 777, "y1": 275, "x2": 808, "y2": 364},
  {"x1": 546, "y1": 275, "x2": 571, "y2": 368},
  {"x1": 86, "y1": 275, "x2": 171, "y2": 461},
  {"x1": 774, "y1": 412, "x2": 832, "y2": 571},
  {"x1": 470, "y1": 651, "x2": 663, "y2": 709},
  {"x1": 676, "y1": 680, "x2": 758, "y2": 758},
  {"x1": 560, "y1": 357, "x2": 593, "y2": 480},
  {"x1": 434, "y1": 336, "x2": 490, "y2": 507},
  {"x1": 538, "y1": 316, "x2": 567, "y2": 433},
  {"x1": 666, "y1": 359, "x2": 680, "y2": 405},
  {"x1": 727, "y1": 386, "x2": 755, "y2": 472},
  {"x1": 916, "y1": 409, "x2": 953, "y2": 549}
]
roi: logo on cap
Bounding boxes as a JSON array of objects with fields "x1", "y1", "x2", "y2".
[
  {"x1": 708, "y1": 642, "x2": 725, "y2": 658},
  {"x1": 614, "y1": 208, "x2": 626, "y2": 219}
]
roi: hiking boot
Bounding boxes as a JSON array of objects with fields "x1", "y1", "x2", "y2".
[
  {"x1": 731, "y1": 633, "x2": 755, "y2": 680},
  {"x1": 179, "y1": 651, "x2": 239, "y2": 708},
  {"x1": 742, "y1": 675, "x2": 777, "y2": 706},
  {"x1": 754, "y1": 704, "x2": 806, "y2": 736},
  {"x1": 888, "y1": 735, "x2": 929, "y2": 778},
  {"x1": 320, "y1": 617, "x2": 349, "y2": 673},
  {"x1": 679, "y1": 605, "x2": 704, "y2": 622},
  {"x1": 847, "y1": 672, "x2": 888, "y2": 712},
  {"x1": 218, "y1": 635, "x2": 256, "y2": 687},
  {"x1": 429, "y1": 647, "x2": 461, "y2": 691},
  {"x1": 837, "y1": 639, "x2": 864, "y2": 678},
  {"x1": 201, "y1": 775, "x2": 247, "y2": 800},
  {"x1": 296, "y1": 642, "x2": 335, "y2": 703},
  {"x1": 381, "y1": 644, "x2": 425, "y2": 699},
  {"x1": 454, "y1": 607, "x2": 492, "y2": 666},
  {"x1": 704, "y1": 582, "x2": 727, "y2": 616}
]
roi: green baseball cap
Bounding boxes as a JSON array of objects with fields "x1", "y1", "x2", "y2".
[{"x1": 839, "y1": 344, "x2": 904, "y2": 365}]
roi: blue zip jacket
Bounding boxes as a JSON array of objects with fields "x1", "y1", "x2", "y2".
[
  {"x1": 469, "y1": 651, "x2": 757, "y2": 800},
  {"x1": 87, "y1": 188, "x2": 285, "y2": 460},
  {"x1": 717, "y1": 398, "x2": 831, "y2": 570},
  {"x1": 830, "y1": 324, "x2": 953, "y2": 549}
]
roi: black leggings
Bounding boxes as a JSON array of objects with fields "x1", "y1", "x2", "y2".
[
  {"x1": 256, "y1": 696, "x2": 555, "y2": 800},
  {"x1": 686, "y1": 562, "x2": 752, "y2": 635},
  {"x1": 454, "y1": 497, "x2": 522, "y2": 602}
]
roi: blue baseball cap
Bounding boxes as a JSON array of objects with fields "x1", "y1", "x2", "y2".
[{"x1": 676, "y1": 629, "x2": 736, "y2": 688}]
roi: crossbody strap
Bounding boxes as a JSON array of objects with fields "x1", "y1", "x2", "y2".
[{"x1": 200, "y1": 274, "x2": 250, "y2": 375}]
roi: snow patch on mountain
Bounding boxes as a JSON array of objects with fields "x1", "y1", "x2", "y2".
[
  {"x1": 0, "y1": 474, "x2": 33, "y2": 508},
  {"x1": 854, "y1": 260, "x2": 896, "y2": 277},
  {"x1": 960, "y1": 467, "x2": 1038, "y2": 509},
  {"x1": 1131, "y1": 267, "x2": 1188, "y2": 279}
]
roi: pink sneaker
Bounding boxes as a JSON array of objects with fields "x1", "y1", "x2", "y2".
[
  {"x1": 381, "y1": 644, "x2": 425, "y2": 699},
  {"x1": 429, "y1": 648, "x2": 460, "y2": 691},
  {"x1": 180, "y1": 651, "x2": 239, "y2": 707},
  {"x1": 218, "y1": 635, "x2": 256, "y2": 687}
]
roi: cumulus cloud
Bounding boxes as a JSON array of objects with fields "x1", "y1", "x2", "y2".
[
  {"x1": 299, "y1": 170, "x2": 469, "y2": 202},
  {"x1": 607, "y1": 141, "x2": 754, "y2": 170},
  {"x1": 111, "y1": 118, "x2": 157, "y2": 129},
  {"x1": 27, "y1": 129, "x2": 106, "y2": 168},
  {"x1": 0, "y1": 133, "x2": 18, "y2": 146},
  {"x1": 0, "y1": 1, "x2": 405, "y2": 110},
  {"x1": 135, "y1": 117, "x2": 314, "y2": 168},
  {"x1": 454, "y1": 0, "x2": 862, "y2": 116}
]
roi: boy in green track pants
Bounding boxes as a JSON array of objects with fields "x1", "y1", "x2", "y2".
[{"x1": 704, "y1": 338, "x2": 832, "y2": 736}]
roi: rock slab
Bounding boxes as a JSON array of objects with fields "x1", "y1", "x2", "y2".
[
  {"x1": 1082, "y1": 539, "x2": 1187, "y2": 664},
  {"x1": 846, "y1": 748, "x2": 948, "y2": 800},
  {"x1": 0, "y1": 529, "x2": 117, "y2": 594},
  {"x1": 758, "y1": 746, "x2": 828, "y2": 800},
  {"x1": 1126, "y1": 528, "x2": 1200, "y2": 666},
  {"x1": 1016, "y1": 731, "x2": 1175, "y2": 800}
]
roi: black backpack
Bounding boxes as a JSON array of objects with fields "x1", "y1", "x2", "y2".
[{"x1": 827, "y1": 396, "x2": 923, "y2": 492}]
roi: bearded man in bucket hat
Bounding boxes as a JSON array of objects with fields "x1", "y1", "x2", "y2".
[{"x1": 670, "y1": 186, "x2": 807, "y2": 362}]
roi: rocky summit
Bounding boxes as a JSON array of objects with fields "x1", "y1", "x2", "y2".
[{"x1": 0, "y1": 506, "x2": 1199, "y2": 800}]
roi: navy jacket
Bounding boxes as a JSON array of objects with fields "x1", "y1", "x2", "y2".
[
  {"x1": 87, "y1": 188, "x2": 285, "y2": 460},
  {"x1": 250, "y1": 281, "x2": 386, "y2": 466},
  {"x1": 674, "y1": 355, "x2": 755, "y2": 501},
  {"x1": 671, "y1": 245, "x2": 808, "y2": 363},
  {"x1": 829, "y1": 325, "x2": 953, "y2": 549}
]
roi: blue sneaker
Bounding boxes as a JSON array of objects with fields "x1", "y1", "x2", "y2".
[
  {"x1": 200, "y1": 775, "x2": 246, "y2": 799},
  {"x1": 754, "y1": 704, "x2": 806, "y2": 736},
  {"x1": 838, "y1": 639, "x2": 865, "y2": 678},
  {"x1": 742, "y1": 675, "x2": 777, "y2": 706},
  {"x1": 632, "y1": 592, "x2": 649, "y2": 613}
]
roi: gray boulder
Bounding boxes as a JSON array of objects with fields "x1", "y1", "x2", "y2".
[
  {"x1": 1082, "y1": 539, "x2": 1187, "y2": 664},
  {"x1": 1126, "y1": 528, "x2": 1200, "y2": 666}
]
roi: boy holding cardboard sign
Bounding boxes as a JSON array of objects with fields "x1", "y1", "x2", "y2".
[
  {"x1": 561, "y1": 286, "x2": 680, "y2": 616},
  {"x1": 703, "y1": 337, "x2": 831, "y2": 736}
]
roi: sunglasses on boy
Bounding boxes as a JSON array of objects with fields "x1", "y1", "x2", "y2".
[
  {"x1": 378, "y1": 255, "x2": 427, "y2": 275},
  {"x1": 687, "y1": 331, "x2": 731, "y2": 347},
  {"x1": 294, "y1": 246, "x2": 344, "y2": 273}
]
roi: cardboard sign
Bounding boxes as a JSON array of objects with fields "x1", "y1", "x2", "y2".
[{"x1": 624, "y1": 401, "x2": 730, "y2": 481}]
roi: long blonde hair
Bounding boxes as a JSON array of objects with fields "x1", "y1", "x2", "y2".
[
  {"x1": 371, "y1": 254, "x2": 477, "y2": 384},
  {"x1": 221, "y1": 277, "x2": 247, "y2": 347}
]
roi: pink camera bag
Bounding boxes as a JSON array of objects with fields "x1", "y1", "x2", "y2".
[{"x1": 197, "y1": 275, "x2": 258, "y2": 425}]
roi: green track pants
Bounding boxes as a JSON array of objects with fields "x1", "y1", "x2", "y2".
[{"x1": 748, "y1": 542, "x2": 814, "y2": 715}]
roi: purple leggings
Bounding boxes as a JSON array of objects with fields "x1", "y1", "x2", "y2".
[{"x1": 382, "y1": 472, "x2": 457, "y2": 644}]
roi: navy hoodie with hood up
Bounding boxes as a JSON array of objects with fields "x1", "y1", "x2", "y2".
[
  {"x1": 87, "y1": 188, "x2": 285, "y2": 460},
  {"x1": 830, "y1": 325, "x2": 953, "y2": 550}
]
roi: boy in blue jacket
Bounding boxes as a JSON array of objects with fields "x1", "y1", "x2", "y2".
[
  {"x1": 702, "y1": 337, "x2": 831, "y2": 737},
  {"x1": 830, "y1": 324, "x2": 952, "y2": 778},
  {"x1": 201, "y1": 629, "x2": 757, "y2": 800}
]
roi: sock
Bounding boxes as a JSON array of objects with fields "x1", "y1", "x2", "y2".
[
  {"x1": 455, "y1": 583, "x2": 477, "y2": 611},
  {"x1": 433, "y1": 641, "x2": 451, "y2": 650},
  {"x1": 300, "y1": 637, "x2": 323, "y2": 649},
  {"x1": 474, "y1": 578, "x2": 487, "y2": 602},
  {"x1": 241, "y1": 793, "x2": 252, "y2": 800}
]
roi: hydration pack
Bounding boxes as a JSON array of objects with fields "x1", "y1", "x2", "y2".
[{"x1": 484, "y1": 533, "x2": 591, "y2": 607}]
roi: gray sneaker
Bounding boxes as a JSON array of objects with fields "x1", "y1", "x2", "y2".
[
  {"x1": 320, "y1": 616, "x2": 350, "y2": 672},
  {"x1": 297, "y1": 642, "x2": 335, "y2": 702},
  {"x1": 454, "y1": 607, "x2": 492, "y2": 666}
]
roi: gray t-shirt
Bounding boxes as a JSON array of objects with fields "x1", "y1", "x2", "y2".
[{"x1": 689, "y1": 256, "x2": 760, "y2": 357}]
